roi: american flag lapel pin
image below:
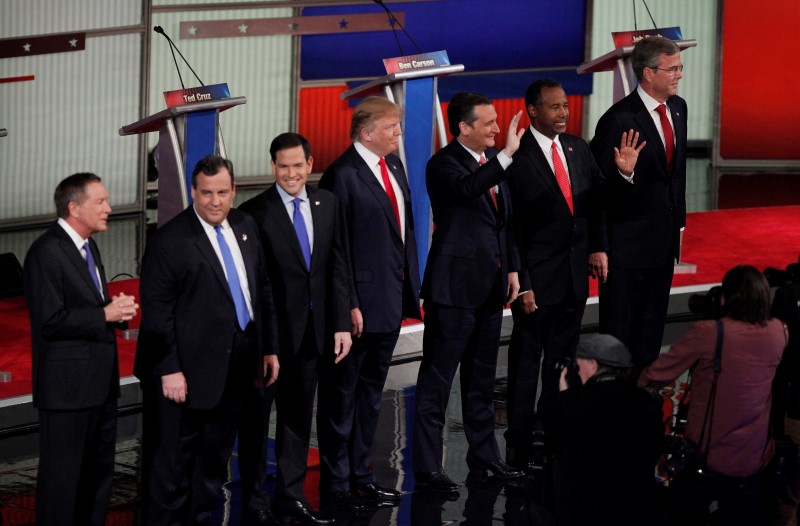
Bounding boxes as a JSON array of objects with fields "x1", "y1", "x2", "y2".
[
  {"x1": 568, "y1": 147, "x2": 574, "y2": 152},
  {"x1": 315, "y1": 201, "x2": 321, "y2": 206},
  {"x1": 242, "y1": 234, "x2": 247, "y2": 241}
]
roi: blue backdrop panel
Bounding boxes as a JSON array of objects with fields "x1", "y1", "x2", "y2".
[
  {"x1": 184, "y1": 110, "x2": 218, "y2": 202},
  {"x1": 403, "y1": 77, "x2": 436, "y2": 278},
  {"x1": 301, "y1": 0, "x2": 587, "y2": 82}
]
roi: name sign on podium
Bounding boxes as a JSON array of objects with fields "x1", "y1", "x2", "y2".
[
  {"x1": 611, "y1": 27, "x2": 683, "y2": 47},
  {"x1": 383, "y1": 50, "x2": 451, "y2": 75},
  {"x1": 164, "y1": 83, "x2": 232, "y2": 108}
]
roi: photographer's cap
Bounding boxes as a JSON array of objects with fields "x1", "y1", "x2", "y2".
[{"x1": 576, "y1": 334, "x2": 632, "y2": 368}]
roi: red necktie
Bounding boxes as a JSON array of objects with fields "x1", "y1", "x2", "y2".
[
  {"x1": 479, "y1": 154, "x2": 498, "y2": 210},
  {"x1": 551, "y1": 141, "x2": 574, "y2": 215},
  {"x1": 378, "y1": 157, "x2": 401, "y2": 231},
  {"x1": 656, "y1": 104, "x2": 675, "y2": 169}
]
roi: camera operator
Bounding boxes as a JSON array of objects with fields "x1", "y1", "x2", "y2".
[
  {"x1": 554, "y1": 334, "x2": 663, "y2": 526},
  {"x1": 639, "y1": 265, "x2": 788, "y2": 525}
]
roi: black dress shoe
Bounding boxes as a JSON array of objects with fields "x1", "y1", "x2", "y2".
[
  {"x1": 325, "y1": 491, "x2": 367, "y2": 511},
  {"x1": 273, "y1": 499, "x2": 334, "y2": 525},
  {"x1": 469, "y1": 459, "x2": 525, "y2": 479},
  {"x1": 414, "y1": 471, "x2": 459, "y2": 493},
  {"x1": 354, "y1": 482, "x2": 403, "y2": 501}
]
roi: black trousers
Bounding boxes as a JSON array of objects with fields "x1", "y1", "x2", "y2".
[
  {"x1": 143, "y1": 326, "x2": 256, "y2": 526},
  {"x1": 36, "y1": 391, "x2": 117, "y2": 526},
  {"x1": 599, "y1": 261, "x2": 674, "y2": 373},
  {"x1": 273, "y1": 319, "x2": 321, "y2": 505},
  {"x1": 318, "y1": 327, "x2": 400, "y2": 493},
  {"x1": 505, "y1": 297, "x2": 585, "y2": 455},
  {"x1": 412, "y1": 299, "x2": 503, "y2": 473}
]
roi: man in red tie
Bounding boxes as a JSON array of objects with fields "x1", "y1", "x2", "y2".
[
  {"x1": 412, "y1": 92, "x2": 525, "y2": 492},
  {"x1": 317, "y1": 97, "x2": 422, "y2": 509},
  {"x1": 590, "y1": 35, "x2": 688, "y2": 372},
  {"x1": 505, "y1": 78, "x2": 621, "y2": 469}
]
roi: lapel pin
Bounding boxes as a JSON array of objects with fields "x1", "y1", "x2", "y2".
[
  {"x1": 568, "y1": 147, "x2": 573, "y2": 152},
  {"x1": 315, "y1": 201, "x2": 320, "y2": 206},
  {"x1": 242, "y1": 234, "x2": 247, "y2": 242},
  {"x1": 676, "y1": 112, "x2": 680, "y2": 117}
]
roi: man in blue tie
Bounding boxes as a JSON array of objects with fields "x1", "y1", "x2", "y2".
[
  {"x1": 25, "y1": 173, "x2": 138, "y2": 526},
  {"x1": 238, "y1": 133, "x2": 352, "y2": 526},
  {"x1": 136, "y1": 156, "x2": 279, "y2": 525}
]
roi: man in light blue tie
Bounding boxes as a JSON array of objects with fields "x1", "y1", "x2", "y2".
[
  {"x1": 136, "y1": 155, "x2": 279, "y2": 525},
  {"x1": 238, "y1": 133, "x2": 352, "y2": 525}
]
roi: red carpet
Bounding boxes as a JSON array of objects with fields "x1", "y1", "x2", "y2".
[{"x1": 2, "y1": 206, "x2": 799, "y2": 400}]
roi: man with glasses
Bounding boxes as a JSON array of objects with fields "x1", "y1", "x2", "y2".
[{"x1": 589, "y1": 36, "x2": 688, "y2": 372}]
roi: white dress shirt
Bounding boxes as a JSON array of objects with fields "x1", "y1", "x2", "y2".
[
  {"x1": 529, "y1": 125, "x2": 571, "y2": 185},
  {"x1": 58, "y1": 217, "x2": 104, "y2": 299},
  {"x1": 354, "y1": 141, "x2": 406, "y2": 242},
  {"x1": 275, "y1": 183, "x2": 314, "y2": 253}
]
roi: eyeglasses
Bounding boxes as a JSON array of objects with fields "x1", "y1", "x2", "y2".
[{"x1": 650, "y1": 66, "x2": 684, "y2": 76}]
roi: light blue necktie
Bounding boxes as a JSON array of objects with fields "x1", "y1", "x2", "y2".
[
  {"x1": 292, "y1": 198, "x2": 312, "y2": 271},
  {"x1": 214, "y1": 225, "x2": 251, "y2": 330},
  {"x1": 82, "y1": 242, "x2": 102, "y2": 295}
]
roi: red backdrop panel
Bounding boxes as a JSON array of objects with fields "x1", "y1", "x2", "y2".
[{"x1": 720, "y1": 0, "x2": 800, "y2": 160}]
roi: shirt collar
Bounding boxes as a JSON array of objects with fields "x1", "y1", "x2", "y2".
[
  {"x1": 456, "y1": 140, "x2": 484, "y2": 164},
  {"x1": 57, "y1": 217, "x2": 88, "y2": 251},
  {"x1": 354, "y1": 141, "x2": 382, "y2": 169},
  {"x1": 275, "y1": 183, "x2": 308, "y2": 206},
  {"x1": 529, "y1": 125, "x2": 562, "y2": 152},
  {"x1": 637, "y1": 84, "x2": 664, "y2": 113},
  {"x1": 192, "y1": 206, "x2": 231, "y2": 234}
]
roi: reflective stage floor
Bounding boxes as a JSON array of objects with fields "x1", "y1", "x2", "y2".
[{"x1": 0, "y1": 365, "x2": 558, "y2": 526}]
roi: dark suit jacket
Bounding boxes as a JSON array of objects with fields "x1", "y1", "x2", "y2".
[
  {"x1": 508, "y1": 130, "x2": 603, "y2": 306},
  {"x1": 421, "y1": 140, "x2": 520, "y2": 308},
  {"x1": 24, "y1": 223, "x2": 119, "y2": 409},
  {"x1": 134, "y1": 207, "x2": 277, "y2": 410},
  {"x1": 319, "y1": 145, "x2": 421, "y2": 332},
  {"x1": 238, "y1": 185, "x2": 350, "y2": 356},
  {"x1": 590, "y1": 90, "x2": 688, "y2": 268}
]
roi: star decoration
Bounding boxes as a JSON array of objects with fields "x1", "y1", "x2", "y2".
[
  {"x1": 339, "y1": 18, "x2": 348, "y2": 29},
  {"x1": 238, "y1": 24, "x2": 248, "y2": 34},
  {"x1": 188, "y1": 26, "x2": 198, "y2": 36},
  {"x1": 23, "y1": 43, "x2": 31, "y2": 52},
  {"x1": 68, "y1": 38, "x2": 78, "y2": 47},
  {"x1": 288, "y1": 22, "x2": 298, "y2": 31}
]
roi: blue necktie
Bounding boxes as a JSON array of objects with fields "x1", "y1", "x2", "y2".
[
  {"x1": 214, "y1": 226, "x2": 251, "y2": 330},
  {"x1": 292, "y1": 198, "x2": 312, "y2": 270},
  {"x1": 83, "y1": 242, "x2": 102, "y2": 295}
]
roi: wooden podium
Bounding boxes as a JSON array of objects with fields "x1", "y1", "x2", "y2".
[{"x1": 119, "y1": 97, "x2": 246, "y2": 226}]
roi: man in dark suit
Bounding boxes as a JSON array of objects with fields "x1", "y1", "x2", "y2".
[
  {"x1": 135, "y1": 155, "x2": 279, "y2": 525},
  {"x1": 412, "y1": 92, "x2": 525, "y2": 492},
  {"x1": 317, "y1": 97, "x2": 421, "y2": 507},
  {"x1": 24, "y1": 173, "x2": 138, "y2": 526},
  {"x1": 505, "y1": 79, "x2": 610, "y2": 468},
  {"x1": 590, "y1": 36, "x2": 687, "y2": 372},
  {"x1": 238, "y1": 133, "x2": 351, "y2": 526}
]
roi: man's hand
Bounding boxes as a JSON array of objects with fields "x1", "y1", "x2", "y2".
[
  {"x1": 589, "y1": 252, "x2": 609, "y2": 283},
  {"x1": 558, "y1": 368, "x2": 569, "y2": 392},
  {"x1": 104, "y1": 292, "x2": 138, "y2": 323},
  {"x1": 162, "y1": 371, "x2": 188, "y2": 403},
  {"x1": 333, "y1": 331, "x2": 352, "y2": 364},
  {"x1": 506, "y1": 271, "x2": 520, "y2": 304},
  {"x1": 351, "y1": 307, "x2": 364, "y2": 338},
  {"x1": 613, "y1": 129, "x2": 646, "y2": 176},
  {"x1": 517, "y1": 290, "x2": 538, "y2": 314},
  {"x1": 263, "y1": 355, "x2": 279, "y2": 387},
  {"x1": 501, "y1": 110, "x2": 526, "y2": 158}
]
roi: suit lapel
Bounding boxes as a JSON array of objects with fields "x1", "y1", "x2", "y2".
[
  {"x1": 307, "y1": 186, "x2": 324, "y2": 273},
  {"x1": 55, "y1": 228, "x2": 104, "y2": 302},
  {"x1": 229, "y1": 212, "x2": 257, "y2": 300},
  {"x1": 631, "y1": 92, "x2": 670, "y2": 175},
  {"x1": 188, "y1": 211, "x2": 232, "y2": 301},
  {"x1": 667, "y1": 97, "x2": 685, "y2": 174},
  {"x1": 452, "y1": 143, "x2": 499, "y2": 218},
  {"x1": 265, "y1": 185, "x2": 310, "y2": 273},
  {"x1": 87, "y1": 239, "x2": 110, "y2": 300},
  {"x1": 521, "y1": 130, "x2": 563, "y2": 199},
  {"x1": 351, "y1": 148, "x2": 403, "y2": 241}
]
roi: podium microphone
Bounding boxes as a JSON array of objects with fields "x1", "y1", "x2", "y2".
[
  {"x1": 153, "y1": 26, "x2": 205, "y2": 88},
  {"x1": 371, "y1": 0, "x2": 423, "y2": 55}
]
